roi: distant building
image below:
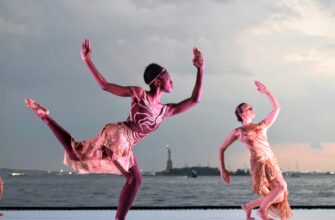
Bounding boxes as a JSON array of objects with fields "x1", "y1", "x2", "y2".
[
  {"x1": 156, "y1": 166, "x2": 220, "y2": 176},
  {"x1": 166, "y1": 145, "x2": 173, "y2": 171}
]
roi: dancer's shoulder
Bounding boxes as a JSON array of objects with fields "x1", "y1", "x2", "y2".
[
  {"x1": 129, "y1": 86, "x2": 145, "y2": 101},
  {"x1": 257, "y1": 119, "x2": 268, "y2": 129},
  {"x1": 228, "y1": 127, "x2": 241, "y2": 137},
  {"x1": 234, "y1": 126, "x2": 243, "y2": 133},
  {"x1": 232, "y1": 127, "x2": 244, "y2": 140}
]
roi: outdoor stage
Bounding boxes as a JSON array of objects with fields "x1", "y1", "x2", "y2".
[{"x1": 1, "y1": 208, "x2": 335, "y2": 220}]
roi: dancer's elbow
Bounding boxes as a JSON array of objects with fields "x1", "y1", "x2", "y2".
[
  {"x1": 192, "y1": 95, "x2": 202, "y2": 103},
  {"x1": 274, "y1": 105, "x2": 281, "y2": 113},
  {"x1": 219, "y1": 146, "x2": 226, "y2": 153},
  {"x1": 100, "y1": 82, "x2": 109, "y2": 91}
]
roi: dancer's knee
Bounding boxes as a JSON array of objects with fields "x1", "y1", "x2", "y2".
[
  {"x1": 275, "y1": 192, "x2": 285, "y2": 204},
  {"x1": 132, "y1": 172, "x2": 142, "y2": 188},
  {"x1": 129, "y1": 166, "x2": 142, "y2": 188},
  {"x1": 274, "y1": 177, "x2": 287, "y2": 192},
  {"x1": 261, "y1": 186, "x2": 270, "y2": 196},
  {"x1": 277, "y1": 181, "x2": 287, "y2": 192}
]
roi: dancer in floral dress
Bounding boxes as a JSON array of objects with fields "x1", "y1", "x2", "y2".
[{"x1": 218, "y1": 81, "x2": 292, "y2": 220}]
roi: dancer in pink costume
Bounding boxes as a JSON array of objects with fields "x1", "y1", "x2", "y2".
[
  {"x1": 218, "y1": 81, "x2": 292, "y2": 220},
  {"x1": 25, "y1": 39, "x2": 204, "y2": 220}
]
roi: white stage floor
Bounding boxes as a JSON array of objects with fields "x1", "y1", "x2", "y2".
[{"x1": 1, "y1": 209, "x2": 335, "y2": 220}]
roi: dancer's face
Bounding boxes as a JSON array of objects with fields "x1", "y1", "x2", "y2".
[
  {"x1": 159, "y1": 72, "x2": 173, "y2": 93},
  {"x1": 239, "y1": 103, "x2": 255, "y2": 121}
]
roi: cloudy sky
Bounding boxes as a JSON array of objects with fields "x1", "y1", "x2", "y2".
[{"x1": 1, "y1": 0, "x2": 334, "y2": 173}]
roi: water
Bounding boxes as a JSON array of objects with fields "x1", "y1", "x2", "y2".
[{"x1": 0, "y1": 174, "x2": 334, "y2": 207}]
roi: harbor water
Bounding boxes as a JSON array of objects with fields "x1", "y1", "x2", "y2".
[{"x1": 1, "y1": 174, "x2": 334, "y2": 207}]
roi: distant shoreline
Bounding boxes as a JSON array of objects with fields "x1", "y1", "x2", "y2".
[{"x1": 1, "y1": 168, "x2": 334, "y2": 177}]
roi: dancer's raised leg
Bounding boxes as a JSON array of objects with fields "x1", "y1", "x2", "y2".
[
  {"x1": 25, "y1": 98, "x2": 79, "y2": 161},
  {"x1": 115, "y1": 159, "x2": 142, "y2": 220}
]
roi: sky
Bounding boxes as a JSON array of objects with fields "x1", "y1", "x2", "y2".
[{"x1": 1, "y1": 0, "x2": 334, "y2": 173}]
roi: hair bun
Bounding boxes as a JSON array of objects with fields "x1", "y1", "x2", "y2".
[{"x1": 144, "y1": 63, "x2": 165, "y2": 85}]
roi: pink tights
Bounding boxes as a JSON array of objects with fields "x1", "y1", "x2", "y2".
[
  {"x1": 42, "y1": 115, "x2": 142, "y2": 220},
  {"x1": 116, "y1": 164, "x2": 142, "y2": 220},
  {"x1": 43, "y1": 116, "x2": 79, "y2": 161}
]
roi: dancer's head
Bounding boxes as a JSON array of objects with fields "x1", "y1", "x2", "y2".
[
  {"x1": 144, "y1": 63, "x2": 173, "y2": 92},
  {"x1": 235, "y1": 103, "x2": 255, "y2": 123}
]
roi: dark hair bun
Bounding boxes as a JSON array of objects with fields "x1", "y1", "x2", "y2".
[{"x1": 144, "y1": 63, "x2": 164, "y2": 85}]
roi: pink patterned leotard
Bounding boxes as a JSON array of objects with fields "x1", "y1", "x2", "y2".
[
  {"x1": 124, "y1": 91, "x2": 169, "y2": 144},
  {"x1": 64, "y1": 90, "x2": 170, "y2": 174}
]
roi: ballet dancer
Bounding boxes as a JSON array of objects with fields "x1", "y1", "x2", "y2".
[
  {"x1": 25, "y1": 39, "x2": 204, "y2": 220},
  {"x1": 218, "y1": 81, "x2": 292, "y2": 220}
]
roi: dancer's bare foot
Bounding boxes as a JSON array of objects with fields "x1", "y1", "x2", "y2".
[
  {"x1": 241, "y1": 204, "x2": 255, "y2": 220},
  {"x1": 257, "y1": 209, "x2": 273, "y2": 220},
  {"x1": 25, "y1": 98, "x2": 49, "y2": 120}
]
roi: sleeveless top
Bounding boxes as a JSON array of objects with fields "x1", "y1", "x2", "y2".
[
  {"x1": 237, "y1": 121, "x2": 275, "y2": 162},
  {"x1": 123, "y1": 90, "x2": 169, "y2": 144}
]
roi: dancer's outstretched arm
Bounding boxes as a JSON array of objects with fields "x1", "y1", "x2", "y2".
[
  {"x1": 218, "y1": 129, "x2": 238, "y2": 184},
  {"x1": 81, "y1": 38, "x2": 142, "y2": 98},
  {"x1": 255, "y1": 81, "x2": 280, "y2": 127},
  {"x1": 166, "y1": 48, "x2": 204, "y2": 117}
]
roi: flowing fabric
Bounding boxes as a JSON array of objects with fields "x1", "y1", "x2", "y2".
[
  {"x1": 238, "y1": 121, "x2": 293, "y2": 219},
  {"x1": 64, "y1": 123, "x2": 135, "y2": 174}
]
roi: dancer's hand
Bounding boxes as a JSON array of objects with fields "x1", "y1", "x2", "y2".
[
  {"x1": 255, "y1": 81, "x2": 268, "y2": 94},
  {"x1": 81, "y1": 38, "x2": 92, "y2": 61},
  {"x1": 192, "y1": 47, "x2": 204, "y2": 70},
  {"x1": 221, "y1": 169, "x2": 230, "y2": 184}
]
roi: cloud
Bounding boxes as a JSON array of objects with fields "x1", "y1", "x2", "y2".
[
  {"x1": 238, "y1": 0, "x2": 335, "y2": 76},
  {"x1": 246, "y1": 0, "x2": 335, "y2": 39},
  {"x1": 1, "y1": 0, "x2": 335, "y2": 173}
]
